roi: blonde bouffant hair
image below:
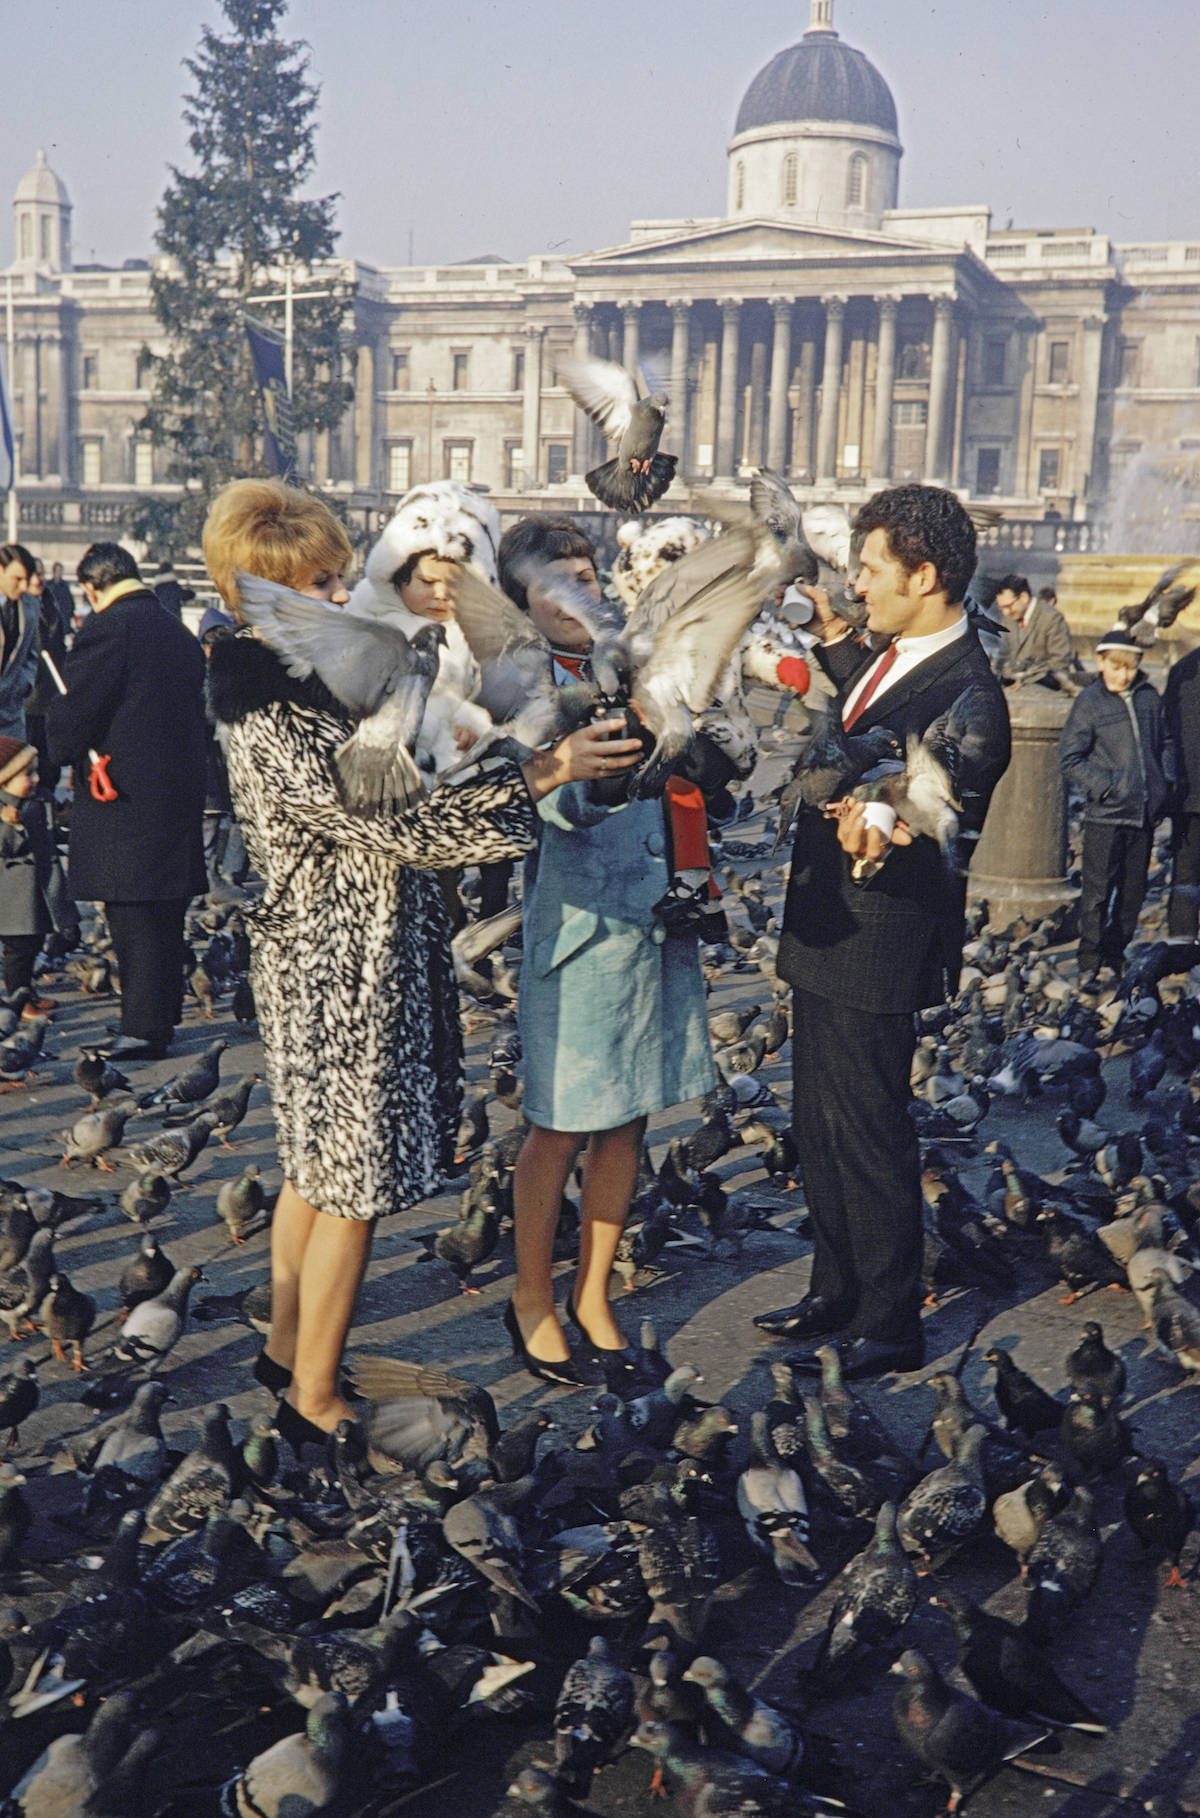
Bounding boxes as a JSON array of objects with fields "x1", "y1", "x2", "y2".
[{"x1": 203, "y1": 478, "x2": 353, "y2": 616}]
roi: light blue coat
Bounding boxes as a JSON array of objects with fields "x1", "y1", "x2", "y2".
[{"x1": 519, "y1": 782, "x2": 716, "y2": 1133}]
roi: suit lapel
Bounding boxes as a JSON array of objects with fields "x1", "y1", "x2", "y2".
[{"x1": 851, "y1": 630, "x2": 978, "y2": 732}]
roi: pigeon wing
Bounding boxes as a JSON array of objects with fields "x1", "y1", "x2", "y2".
[
  {"x1": 558, "y1": 355, "x2": 638, "y2": 444},
  {"x1": 235, "y1": 573, "x2": 423, "y2": 716},
  {"x1": 749, "y1": 468, "x2": 805, "y2": 544}
]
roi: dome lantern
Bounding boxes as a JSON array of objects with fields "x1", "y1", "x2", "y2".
[{"x1": 12, "y1": 150, "x2": 72, "y2": 272}]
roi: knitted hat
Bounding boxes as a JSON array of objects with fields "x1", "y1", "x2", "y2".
[
  {"x1": 0, "y1": 737, "x2": 36, "y2": 789},
  {"x1": 365, "y1": 481, "x2": 500, "y2": 594},
  {"x1": 611, "y1": 515, "x2": 710, "y2": 608},
  {"x1": 1095, "y1": 627, "x2": 1143, "y2": 659}
]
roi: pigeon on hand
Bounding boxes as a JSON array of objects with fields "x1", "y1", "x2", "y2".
[
  {"x1": 559, "y1": 354, "x2": 677, "y2": 513},
  {"x1": 234, "y1": 570, "x2": 440, "y2": 814},
  {"x1": 747, "y1": 469, "x2": 864, "y2": 624}
]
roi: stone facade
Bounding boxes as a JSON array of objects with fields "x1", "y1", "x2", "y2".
[{"x1": 4, "y1": 1, "x2": 1200, "y2": 565}]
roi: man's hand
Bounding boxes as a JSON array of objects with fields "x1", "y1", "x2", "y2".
[
  {"x1": 453, "y1": 724, "x2": 480, "y2": 751},
  {"x1": 827, "y1": 798, "x2": 913, "y2": 864},
  {"x1": 0, "y1": 805, "x2": 19, "y2": 827},
  {"x1": 520, "y1": 718, "x2": 642, "y2": 799}
]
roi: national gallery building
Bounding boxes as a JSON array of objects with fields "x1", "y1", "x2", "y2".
[{"x1": 6, "y1": 1, "x2": 1200, "y2": 562}]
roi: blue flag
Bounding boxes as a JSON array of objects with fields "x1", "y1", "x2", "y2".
[
  {"x1": 245, "y1": 319, "x2": 297, "y2": 480},
  {"x1": 0, "y1": 343, "x2": 14, "y2": 497}
]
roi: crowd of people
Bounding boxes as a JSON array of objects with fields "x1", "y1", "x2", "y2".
[{"x1": 1, "y1": 485, "x2": 1199, "y2": 1440}]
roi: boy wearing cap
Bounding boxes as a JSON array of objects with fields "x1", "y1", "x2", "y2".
[
  {"x1": 0, "y1": 736, "x2": 71, "y2": 1001},
  {"x1": 1058, "y1": 627, "x2": 1173, "y2": 981}
]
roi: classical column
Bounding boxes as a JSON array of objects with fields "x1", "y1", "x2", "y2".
[
  {"x1": 924, "y1": 296, "x2": 955, "y2": 483},
  {"x1": 1074, "y1": 315, "x2": 1106, "y2": 505},
  {"x1": 790, "y1": 333, "x2": 817, "y2": 478},
  {"x1": 746, "y1": 335, "x2": 768, "y2": 468},
  {"x1": 766, "y1": 297, "x2": 793, "y2": 472},
  {"x1": 870, "y1": 296, "x2": 897, "y2": 482},
  {"x1": 571, "y1": 302, "x2": 593, "y2": 477},
  {"x1": 354, "y1": 340, "x2": 375, "y2": 490},
  {"x1": 521, "y1": 325, "x2": 544, "y2": 487},
  {"x1": 668, "y1": 298, "x2": 692, "y2": 477},
  {"x1": 715, "y1": 298, "x2": 742, "y2": 480},
  {"x1": 620, "y1": 300, "x2": 640, "y2": 373},
  {"x1": 815, "y1": 295, "x2": 846, "y2": 485},
  {"x1": 1014, "y1": 322, "x2": 1038, "y2": 496}
]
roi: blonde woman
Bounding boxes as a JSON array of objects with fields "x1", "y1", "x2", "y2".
[{"x1": 202, "y1": 480, "x2": 638, "y2": 1450}]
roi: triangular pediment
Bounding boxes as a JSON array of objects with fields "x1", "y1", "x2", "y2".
[{"x1": 571, "y1": 216, "x2": 955, "y2": 270}]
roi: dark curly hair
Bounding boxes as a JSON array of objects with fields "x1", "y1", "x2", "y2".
[
  {"x1": 852, "y1": 485, "x2": 977, "y2": 606},
  {"x1": 499, "y1": 513, "x2": 597, "y2": 612}
]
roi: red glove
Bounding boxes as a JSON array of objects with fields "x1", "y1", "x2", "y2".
[{"x1": 775, "y1": 655, "x2": 811, "y2": 695}]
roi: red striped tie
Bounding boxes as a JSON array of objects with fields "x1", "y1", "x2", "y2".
[{"x1": 842, "y1": 641, "x2": 898, "y2": 730}]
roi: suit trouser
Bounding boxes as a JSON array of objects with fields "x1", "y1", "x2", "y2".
[
  {"x1": 791, "y1": 987, "x2": 921, "y2": 1344},
  {"x1": 1077, "y1": 824, "x2": 1151, "y2": 975},
  {"x1": 106, "y1": 898, "x2": 189, "y2": 1042},
  {"x1": 1168, "y1": 812, "x2": 1200, "y2": 939}
]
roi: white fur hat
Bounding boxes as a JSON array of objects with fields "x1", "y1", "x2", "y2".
[
  {"x1": 366, "y1": 481, "x2": 500, "y2": 591},
  {"x1": 611, "y1": 515, "x2": 710, "y2": 608}
]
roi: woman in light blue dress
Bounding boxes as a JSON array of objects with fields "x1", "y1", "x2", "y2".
[{"x1": 500, "y1": 515, "x2": 716, "y2": 1385}]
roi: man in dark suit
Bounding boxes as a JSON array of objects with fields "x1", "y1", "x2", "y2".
[
  {"x1": 0, "y1": 544, "x2": 41, "y2": 739},
  {"x1": 754, "y1": 486, "x2": 1011, "y2": 1379},
  {"x1": 47, "y1": 543, "x2": 208, "y2": 1061}
]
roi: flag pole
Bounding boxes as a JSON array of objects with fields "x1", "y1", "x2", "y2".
[{"x1": 4, "y1": 274, "x2": 17, "y2": 543}]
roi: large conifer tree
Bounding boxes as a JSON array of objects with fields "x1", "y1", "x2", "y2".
[{"x1": 129, "y1": 0, "x2": 352, "y2": 555}]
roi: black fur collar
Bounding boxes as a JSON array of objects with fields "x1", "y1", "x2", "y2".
[{"x1": 206, "y1": 631, "x2": 345, "y2": 727}]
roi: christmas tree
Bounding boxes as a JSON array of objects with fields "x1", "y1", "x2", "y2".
[{"x1": 129, "y1": 0, "x2": 353, "y2": 556}]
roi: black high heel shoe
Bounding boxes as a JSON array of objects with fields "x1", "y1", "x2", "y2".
[
  {"x1": 252, "y1": 1349, "x2": 292, "y2": 1395},
  {"x1": 503, "y1": 1301, "x2": 585, "y2": 1388},
  {"x1": 564, "y1": 1294, "x2": 637, "y2": 1367},
  {"x1": 275, "y1": 1398, "x2": 339, "y2": 1457}
]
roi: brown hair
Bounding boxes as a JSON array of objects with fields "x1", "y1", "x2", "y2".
[{"x1": 202, "y1": 479, "x2": 353, "y2": 616}]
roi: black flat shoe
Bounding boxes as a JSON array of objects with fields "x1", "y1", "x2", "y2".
[
  {"x1": 786, "y1": 1334, "x2": 924, "y2": 1381},
  {"x1": 100, "y1": 1035, "x2": 170, "y2": 1063},
  {"x1": 252, "y1": 1349, "x2": 292, "y2": 1395},
  {"x1": 564, "y1": 1294, "x2": 636, "y2": 1367},
  {"x1": 752, "y1": 1294, "x2": 852, "y2": 1341},
  {"x1": 503, "y1": 1300, "x2": 585, "y2": 1388},
  {"x1": 275, "y1": 1398, "x2": 341, "y2": 1456}
]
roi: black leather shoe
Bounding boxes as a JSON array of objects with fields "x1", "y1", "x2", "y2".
[
  {"x1": 100, "y1": 1035, "x2": 170, "y2": 1062},
  {"x1": 253, "y1": 1349, "x2": 292, "y2": 1395},
  {"x1": 752, "y1": 1294, "x2": 852, "y2": 1341},
  {"x1": 503, "y1": 1300, "x2": 586, "y2": 1388},
  {"x1": 785, "y1": 1334, "x2": 924, "y2": 1380}
]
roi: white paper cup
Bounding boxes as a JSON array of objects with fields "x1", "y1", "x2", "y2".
[{"x1": 862, "y1": 800, "x2": 897, "y2": 840}]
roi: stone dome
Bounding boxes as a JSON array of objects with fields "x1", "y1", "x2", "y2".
[
  {"x1": 735, "y1": 13, "x2": 897, "y2": 137},
  {"x1": 14, "y1": 150, "x2": 70, "y2": 209}
]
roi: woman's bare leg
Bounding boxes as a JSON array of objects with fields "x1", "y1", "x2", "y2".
[
  {"x1": 512, "y1": 1124, "x2": 583, "y2": 1362},
  {"x1": 265, "y1": 1180, "x2": 318, "y2": 1372},
  {"x1": 574, "y1": 1117, "x2": 646, "y2": 1350},
  {"x1": 285, "y1": 1210, "x2": 375, "y2": 1430}
]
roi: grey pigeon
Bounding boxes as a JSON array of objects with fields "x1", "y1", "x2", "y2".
[
  {"x1": 441, "y1": 1478, "x2": 540, "y2": 1610},
  {"x1": 891, "y1": 1648, "x2": 1050, "y2": 1813},
  {"x1": 6, "y1": 1685, "x2": 141, "y2": 1816},
  {"x1": 60, "y1": 1103, "x2": 134, "y2": 1170},
  {"x1": 559, "y1": 353, "x2": 677, "y2": 512},
  {"x1": 223, "y1": 1690, "x2": 352, "y2": 1818},
  {"x1": 0, "y1": 1358, "x2": 38, "y2": 1449},
  {"x1": 118, "y1": 1234, "x2": 174, "y2": 1314},
  {"x1": 128, "y1": 1112, "x2": 220, "y2": 1179},
  {"x1": 144, "y1": 1402, "x2": 239, "y2": 1536},
  {"x1": 138, "y1": 1038, "x2": 227, "y2": 1109},
  {"x1": 0, "y1": 1227, "x2": 55, "y2": 1338},
  {"x1": 552, "y1": 1634, "x2": 634, "y2": 1796},
  {"x1": 217, "y1": 1164, "x2": 266, "y2": 1244},
  {"x1": 682, "y1": 1654, "x2": 804, "y2": 1775},
  {"x1": 118, "y1": 1170, "x2": 172, "y2": 1225},
  {"x1": 737, "y1": 1409, "x2": 818, "y2": 1584},
  {"x1": 110, "y1": 1263, "x2": 204, "y2": 1367},
  {"x1": 896, "y1": 1424, "x2": 988, "y2": 1568},
  {"x1": 813, "y1": 1499, "x2": 917, "y2": 1676},
  {"x1": 73, "y1": 1049, "x2": 131, "y2": 1106},
  {"x1": 1025, "y1": 1485, "x2": 1103, "y2": 1643},
  {"x1": 66, "y1": 1379, "x2": 170, "y2": 1487}
]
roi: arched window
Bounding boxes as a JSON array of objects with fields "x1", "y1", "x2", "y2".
[
  {"x1": 846, "y1": 152, "x2": 867, "y2": 210},
  {"x1": 734, "y1": 160, "x2": 745, "y2": 211},
  {"x1": 782, "y1": 153, "x2": 799, "y2": 209}
]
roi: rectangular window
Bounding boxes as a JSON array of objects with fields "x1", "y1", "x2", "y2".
[
  {"x1": 504, "y1": 441, "x2": 524, "y2": 489},
  {"x1": 391, "y1": 350, "x2": 410, "y2": 390},
  {"x1": 81, "y1": 439, "x2": 102, "y2": 485},
  {"x1": 1038, "y1": 447, "x2": 1061, "y2": 491},
  {"x1": 893, "y1": 400, "x2": 928, "y2": 427},
  {"x1": 511, "y1": 347, "x2": 525, "y2": 392},
  {"x1": 451, "y1": 351, "x2": 469, "y2": 392},
  {"x1": 1118, "y1": 340, "x2": 1141, "y2": 386},
  {"x1": 81, "y1": 353, "x2": 98, "y2": 390},
  {"x1": 133, "y1": 440, "x2": 154, "y2": 487},
  {"x1": 444, "y1": 440, "x2": 472, "y2": 483},
  {"x1": 1047, "y1": 340, "x2": 1070, "y2": 384},
  {"x1": 387, "y1": 442, "x2": 412, "y2": 493},
  {"x1": 545, "y1": 442, "x2": 569, "y2": 484},
  {"x1": 975, "y1": 447, "x2": 1002, "y2": 494},
  {"x1": 983, "y1": 337, "x2": 1007, "y2": 386}
]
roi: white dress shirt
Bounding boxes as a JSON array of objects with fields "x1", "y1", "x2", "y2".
[{"x1": 841, "y1": 611, "x2": 969, "y2": 725}]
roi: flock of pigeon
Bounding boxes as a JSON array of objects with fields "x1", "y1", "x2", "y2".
[{"x1": 0, "y1": 666, "x2": 1199, "y2": 1813}]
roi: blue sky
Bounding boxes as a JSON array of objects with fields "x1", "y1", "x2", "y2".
[{"x1": 5, "y1": 0, "x2": 1197, "y2": 267}]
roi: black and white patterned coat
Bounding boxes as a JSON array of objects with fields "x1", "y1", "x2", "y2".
[{"x1": 207, "y1": 633, "x2": 537, "y2": 1221}]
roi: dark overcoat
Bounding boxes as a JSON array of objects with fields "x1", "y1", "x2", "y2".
[
  {"x1": 778, "y1": 624, "x2": 1011, "y2": 1014},
  {"x1": 45, "y1": 586, "x2": 208, "y2": 902},
  {"x1": 1164, "y1": 646, "x2": 1200, "y2": 814}
]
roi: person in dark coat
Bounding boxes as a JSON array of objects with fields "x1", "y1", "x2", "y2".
[
  {"x1": 1164, "y1": 642, "x2": 1200, "y2": 943},
  {"x1": 1059, "y1": 627, "x2": 1172, "y2": 981},
  {"x1": 21, "y1": 563, "x2": 70, "y2": 787},
  {"x1": 0, "y1": 544, "x2": 41, "y2": 740},
  {"x1": 151, "y1": 561, "x2": 195, "y2": 622},
  {"x1": 756, "y1": 486, "x2": 1011, "y2": 1380},
  {"x1": 45, "y1": 563, "x2": 75, "y2": 636},
  {"x1": 46, "y1": 542, "x2": 208, "y2": 1060}
]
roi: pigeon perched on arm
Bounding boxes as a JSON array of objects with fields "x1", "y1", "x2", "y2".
[{"x1": 559, "y1": 354, "x2": 677, "y2": 513}]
